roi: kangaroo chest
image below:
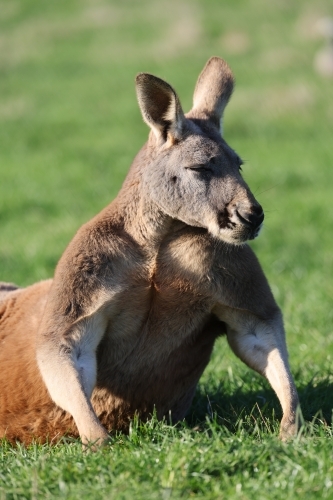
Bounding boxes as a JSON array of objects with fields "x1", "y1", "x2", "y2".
[
  {"x1": 99, "y1": 233, "x2": 218, "y2": 366},
  {"x1": 99, "y1": 265, "x2": 217, "y2": 367}
]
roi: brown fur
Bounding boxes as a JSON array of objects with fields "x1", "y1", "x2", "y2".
[{"x1": 0, "y1": 57, "x2": 299, "y2": 446}]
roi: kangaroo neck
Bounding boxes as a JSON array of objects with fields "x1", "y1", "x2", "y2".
[
  {"x1": 123, "y1": 187, "x2": 172, "y2": 248},
  {"x1": 110, "y1": 157, "x2": 173, "y2": 249}
]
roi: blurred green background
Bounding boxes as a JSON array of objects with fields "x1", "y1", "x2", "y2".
[{"x1": 1, "y1": 0, "x2": 333, "y2": 497}]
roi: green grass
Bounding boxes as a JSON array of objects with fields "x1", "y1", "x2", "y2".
[
  {"x1": 1, "y1": 420, "x2": 333, "y2": 500},
  {"x1": 1, "y1": 0, "x2": 333, "y2": 498}
]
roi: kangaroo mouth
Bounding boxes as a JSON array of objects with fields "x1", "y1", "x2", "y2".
[
  {"x1": 212, "y1": 205, "x2": 264, "y2": 244},
  {"x1": 247, "y1": 222, "x2": 263, "y2": 240},
  {"x1": 208, "y1": 215, "x2": 263, "y2": 245}
]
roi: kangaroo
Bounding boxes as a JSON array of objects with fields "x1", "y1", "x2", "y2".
[{"x1": 0, "y1": 57, "x2": 299, "y2": 446}]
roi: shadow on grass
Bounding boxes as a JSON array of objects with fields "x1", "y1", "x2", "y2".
[
  {"x1": 297, "y1": 374, "x2": 333, "y2": 424},
  {"x1": 186, "y1": 383, "x2": 282, "y2": 434},
  {"x1": 186, "y1": 375, "x2": 333, "y2": 433}
]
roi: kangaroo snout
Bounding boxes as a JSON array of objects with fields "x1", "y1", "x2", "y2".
[
  {"x1": 217, "y1": 200, "x2": 264, "y2": 243},
  {"x1": 235, "y1": 203, "x2": 264, "y2": 229},
  {"x1": 216, "y1": 201, "x2": 264, "y2": 243}
]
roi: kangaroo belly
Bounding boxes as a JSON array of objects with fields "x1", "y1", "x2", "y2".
[{"x1": 93, "y1": 312, "x2": 224, "y2": 433}]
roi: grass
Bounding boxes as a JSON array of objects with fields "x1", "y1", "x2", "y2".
[
  {"x1": 1, "y1": 420, "x2": 333, "y2": 499},
  {"x1": 1, "y1": 0, "x2": 333, "y2": 498}
]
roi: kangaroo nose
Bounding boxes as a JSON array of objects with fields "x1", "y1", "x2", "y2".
[{"x1": 236, "y1": 203, "x2": 264, "y2": 228}]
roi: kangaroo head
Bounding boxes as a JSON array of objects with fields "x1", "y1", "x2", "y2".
[{"x1": 135, "y1": 57, "x2": 264, "y2": 245}]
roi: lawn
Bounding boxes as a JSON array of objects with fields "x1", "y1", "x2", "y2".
[{"x1": 1, "y1": 0, "x2": 333, "y2": 498}]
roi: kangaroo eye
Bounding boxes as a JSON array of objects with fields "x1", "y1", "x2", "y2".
[{"x1": 187, "y1": 164, "x2": 212, "y2": 173}]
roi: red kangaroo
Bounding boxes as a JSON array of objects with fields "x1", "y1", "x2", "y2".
[{"x1": 0, "y1": 57, "x2": 299, "y2": 446}]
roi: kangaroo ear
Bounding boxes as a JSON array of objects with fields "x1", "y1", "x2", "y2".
[
  {"x1": 187, "y1": 57, "x2": 234, "y2": 133},
  {"x1": 136, "y1": 73, "x2": 185, "y2": 143}
]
